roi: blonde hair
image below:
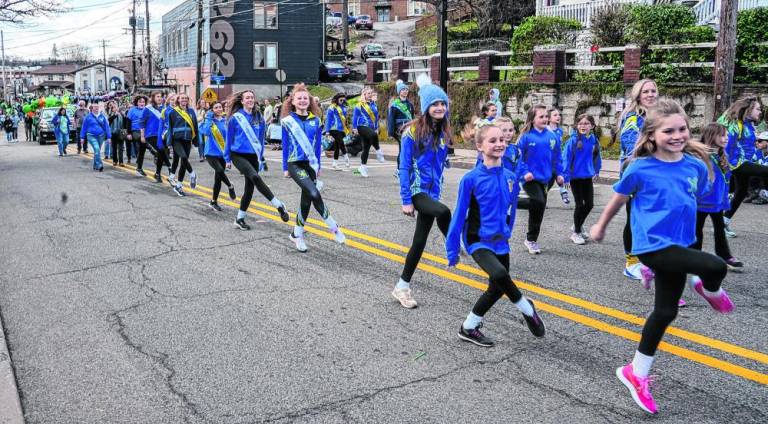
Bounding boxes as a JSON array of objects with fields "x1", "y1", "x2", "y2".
[
  {"x1": 225, "y1": 90, "x2": 258, "y2": 117},
  {"x1": 631, "y1": 99, "x2": 713, "y2": 180},
  {"x1": 474, "y1": 123, "x2": 501, "y2": 146},
  {"x1": 620, "y1": 79, "x2": 657, "y2": 123},
  {"x1": 280, "y1": 83, "x2": 322, "y2": 118}
]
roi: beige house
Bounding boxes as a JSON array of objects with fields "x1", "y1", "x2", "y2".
[{"x1": 29, "y1": 64, "x2": 78, "y2": 95}]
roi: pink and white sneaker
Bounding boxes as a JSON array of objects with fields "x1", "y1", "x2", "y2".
[
  {"x1": 678, "y1": 298, "x2": 687, "y2": 307},
  {"x1": 692, "y1": 278, "x2": 734, "y2": 314},
  {"x1": 639, "y1": 266, "x2": 655, "y2": 290},
  {"x1": 616, "y1": 363, "x2": 658, "y2": 415}
]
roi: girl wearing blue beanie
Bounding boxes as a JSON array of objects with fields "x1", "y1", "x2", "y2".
[
  {"x1": 387, "y1": 80, "x2": 415, "y2": 172},
  {"x1": 352, "y1": 88, "x2": 383, "y2": 177}
]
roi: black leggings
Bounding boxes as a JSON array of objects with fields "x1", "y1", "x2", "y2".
[
  {"x1": 570, "y1": 178, "x2": 594, "y2": 234},
  {"x1": 287, "y1": 161, "x2": 328, "y2": 226},
  {"x1": 693, "y1": 211, "x2": 733, "y2": 260},
  {"x1": 358, "y1": 125, "x2": 379, "y2": 165},
  {"x1": 329, "y1": 130, "x2": 347, "y2": 160},
  {"x1": 401, "y1": 193, "x2": 451, "y2": 283},
  {"x1": 623, "y1": 201, "x2": 633, "y2": 255},
  {"x1": 231, "y1": 152, "x2": 275, "y2": 212},
  {"x1": 725, "y1": 162, "x2": 768, "y2": 219},
  {"x1": 522, "y1": 181, "x2": 548, "y2": 242},
  {"x1": 172, "y1": 139, "x2": 194, "y2": 182},
  {"x1": 637, "y1": 245, "x2": 726, "y2": 356},
  {"x1": 394, "y1": 133, "x2": 402, "y2": 168},
  {"x1": 470, "y1": 250, "x2": 523, "y2": 317},
  {"x1": 134, "y1": 131, "x2": 151, "y2": 169},
  {"x1": 206, "y1": 156, "x2": 232, "y2": 202},
  {"x1": 111, "y1": 135, "x2": 124, "y2": 164},
  {"x1": 155, "y1": 145, "x2": 172, "y2": 176}
]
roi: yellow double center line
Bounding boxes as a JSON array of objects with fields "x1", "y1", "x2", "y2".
[{"x1": 84, "y1": 153, "x2": 768, "y2": 384}]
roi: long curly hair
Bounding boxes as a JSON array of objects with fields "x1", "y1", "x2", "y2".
[{"x1": 280, "y1": 83, "x2": 322, "y2": 118}]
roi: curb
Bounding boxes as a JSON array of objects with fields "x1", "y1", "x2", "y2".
[{"x1": 0, "y1": 312, "x2": 24, "y2": 424}]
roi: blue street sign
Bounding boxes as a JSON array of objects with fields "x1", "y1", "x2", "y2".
[{"x1": 212, "y1": 75, "x2": 225, "y2": 84}]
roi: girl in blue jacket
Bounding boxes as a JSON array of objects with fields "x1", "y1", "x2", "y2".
[
  {"x1": 324, "y1": 93, "x2": 350, "y2": 169},
  {"x1": 224, "y1": 90, "x2": 289, "y2": 231},
  {"x1": 164, "y1": 94, "x2": 199, "y2": 196},
  {"x1": 351, "y1": 87, "x2": 383, "y2": 177},
  {"x1": 547, "y1": 106, "x2": 570, "y2": 205},
  {"x1": 51, "y1": 107, "x2": 71, "y2": 156},
  {"x1": 692, "y1": 123, "x2": 743, "y2": 272},
  {"x1": 392, "y1": 79, "x2": 451, "y2": 309},
  {"x1": 145, "y1": 92, "x2": 173, "y2": 184},
  {"x1": 517, "y1": 104, "x2": 563, "y2": 254},
  {"x1": 591, "y1": 100, "x2": 733, "y2": 415},
  {"x1": 446, "y1": 124, "x2": 545, "y2": 347},
  {"x1": 201, "y1": 101, "x2": 236, "y2": 211},
  {"x1": 281, "y1": 83, "x2": 345, "y2": 252},
  {"x1": 562, "y1": 114, "x2": 602, "y2": 245}
]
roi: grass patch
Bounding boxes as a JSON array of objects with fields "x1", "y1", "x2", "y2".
[{"x1": 307, "y1": 85, "x2": 337, "y2": 101}]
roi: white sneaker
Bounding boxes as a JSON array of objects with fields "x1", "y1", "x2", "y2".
[
  {"x1": 376, "y1": 150, "x2": 385, "y2": 163},
  {"x1": 332, "y1": 160, "x2": 340, "y2": 170},
  {"x1": 570, "y1": 232, "x2": 585, "y2": 245},
  {"x1": 623, "y1": 263, "x2": 643, "y2": 280},
  {"x1": 357, "y1": 165, "x2": 369, "y2": 177},
  {"x1": 289, "y1": 232, "x2": 308, "y2": 252},
  {"x1": 760, "y1": 189, "x2": 768, "y2": 201},
  {"x1": 168, "y1": 174, "x2": 177, "y2": 187},
  {"x1": 344, "y1": 154, "x2": 350, "y2": 168},
  {"x1": 332, "y1": 227, "x2": 346, "y2": 244},
  {"x1": 723, "y1": 217, "x2": 737, "y2": 238},
  {"x1": 391, "y1": 287, "x2": 417, "y2": 309},
  {"x1": 189, "y1": 171, "x2": 197, "y2": 189},
  {"x1": 524, "y1": 240, "x2": 541, "y2": 254}
]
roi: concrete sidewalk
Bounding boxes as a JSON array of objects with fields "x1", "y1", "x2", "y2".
[
  {"x1": 0, "y1": 314, "x2": 24, "y2": 424},
  {"x1": 377, "y1": 144, "x2": 620, "y2": 183}
]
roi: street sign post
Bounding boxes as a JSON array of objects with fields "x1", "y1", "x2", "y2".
[
  {"x1": 275, "y1": 69, "x2": 286, "y2": 100},
  {"x1": 202, "y1": 88, "x2": 218, "y2": 103}
]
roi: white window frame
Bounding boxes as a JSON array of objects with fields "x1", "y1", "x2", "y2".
[
  {"x1": 348, "y1": 0, "x2": 360, "y2": 16},
  {"x1": 253, "y1": 1, "x2": 278, "y2": 29},
  {"x1": 408, "y1": 1, "x2": 429, "y2": 16},
  {"x1": 253, "y1": 42, "x2": 278, "y2": 69}
]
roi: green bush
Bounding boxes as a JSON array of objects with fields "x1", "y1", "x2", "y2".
[
  {"x1": 736, "y1": 7, "x2": 768, "y2": 83},
  {"x1": 510, "y1": 16, "x2": 581, "y2": 61},
  {"x1": 591, "y1": 2, "x2": 632, "y2": 47},
  {"x1": 626, "y1": 4, "x2": 696, "y2": 45}
]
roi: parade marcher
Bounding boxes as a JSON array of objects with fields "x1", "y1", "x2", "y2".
[
  {"x1": 11, "y1": 110, "x2": 20, "y2": 142},
  {"x1": 74, "y1": 100, "x2": 89, "y2": 154},
  {"x1": 224, "y1": 90, "x2": 290, "y2": 230},
  {"x1": 79, "y1": 103, "x2": 111, "y2": 172},
  {"x1": 393, "y1": 75, "x2": 451, "y2": 309},
  {"x1": 562, "y1": 113, "x2": 602, "y2": 245},
  {"x1": 263, "y1": 98, "x2": 274, "y2": 124},
  {"x1": 447, "y1": 124, "x2": 546, "y2": 347},
  {"x1": 164, "y1": 94, "x2": 199, "y2": 196},
  {"x1": 547, "y1": 106, "x2": 570, "y2": 205},
  {"x1": 51, "y1": 107, "x2": 71, "y2": 156},
  {"x1": 476, "y1": 102, "x2": 497, "y2": 127},
  {"x1": 324, "y1": 93, "x2": 350, "y2": 170},
  {"x1": 107, "y1": 101, "x2": 126, "y2": 166},
  {"x1": 591, "y1": 100, "x2": 733, "y2": 415},
  {"x1": 127, "y1": 95, "x2": 151, "y2": 176},
  {"x1": 266, "y1": 116, "x2": 282, "y2": 150},
  {"x1": 352, "y1": 87, "x2": 384, "y2": 177},
  {"x1": 24, "y1": 112, "x2": 33, "y2": 142},
  {"x1": 196, "y1": 99, "x2": 209, "y2": 162},
  {"x1": 281, "y1": 83, "x2": 346, "y2": 252},
  {"x1": 143, "y1": 92, "x2": 171, "y2": 183},
  {"x1": 3, "y1": 113, "x2": 13, "y2": 142},
  {"x1": 201, "y1": 101, "x2": 236, "y2": 211},
  {"x1": 387, "y1": 80, "x2": 414, "y2": 170}
]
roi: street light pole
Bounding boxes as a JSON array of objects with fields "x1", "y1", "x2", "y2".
[{"x1": 438, "y1": 0, "x2": 448, "y2": 90}]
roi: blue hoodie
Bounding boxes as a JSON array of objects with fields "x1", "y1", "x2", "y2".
[
  {"x1": 51, "y1": 114, "x2": 71, "y2": 137},
  {"x1": 79, "y1": 112, "x2": 111, "y2": 140},
  {"x1": 562, "y1": 132, "x2": 602, "y2": 182},
  {"x1": 352, "y1": 101, "x2": 379, "y2": 130},
  {"x1": 398, "y1": 125, "x2": 449, "y2": 205},
  {"x1": 446, "y1": 163, "x2": 519, "y2": 265},
  {"x1": 127, "y1": 106, "x2": 147, "y2": 131},
  {"x1": 201, "y1": 112, "x2": 227, "y2": 158},
  {"x1": 619, "y1": 112, "x2": 644, "y2": 170},
  {"x1": 281, "y1": 112, "x2": 323, "y2": 172},
  {"x1": 144, "y1": 105, "x2": 164, "y2": 139},
  {"x1": 518, "y1": 127, "x2": 563, "y2": 184},
  {"x1": 698, "y1": 154, "x2": 730, "y2": 213},
  {"x1": 324, "y1": 104, "x2": 348, "y2": 133},
  {"x1": 224, "y1": 109, "x2": 265, "y2": 164}
]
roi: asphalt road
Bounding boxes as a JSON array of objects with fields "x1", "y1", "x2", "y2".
[{"x1": 0, "y1": 141, "x2": 766, "y2": 423}]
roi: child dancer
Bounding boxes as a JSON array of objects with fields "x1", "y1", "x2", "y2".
[
  {"x1": 224, "y1": 90, "x2": 290, "y2": 230},
  {"x1": 201, "y1": 101, "x2": 237, "y2": 211},
  {"x1": 281, "y1": 83, "x2": 346, "y2": 252},
  {"x1": 447, "y1": 124, "x2": 546, "y2": 347},
  {"x1": 693, "y1": 123, "x2": 743, "y2": 271},
  {"x1": 324, "y1": 93, "x2": 351, "y2": 169},
  {"x1": 517, "y1": 105, "x2": 564, "y2": 254},
  {"x1": 591, "y1": 100, "x2": 734, "y2": 415},
  {"x1": 352, "y1": 87, "x2": 384, "y2": 177},
  {"x1": 562, "y1": 114, "x2": 601, "y2": 245},
  {"x1": 393, "y1": 76, "x2": 451, "y2": 309},
  {"x1": 547, "y1": 106, "x2": 570, "y2": 205},
  {"x1": 387, "y1": 80, "x2": 414, "y2": 170},
  {"x1": 476, "y1": 102, "x2": 497, "y2": 127},
  {"x1": 143, "y1": 92, "x2": 170, "y2": 183}
]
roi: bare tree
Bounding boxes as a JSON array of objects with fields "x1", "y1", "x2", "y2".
[
  {"x1": 59, "y1": 43, "x2": 92, "y2": 63},
  {"x1": 425, "y1": 0, "x2": 535, "y2": 37},
  {"x1": 0, "y1": 0, "x2": 66, "y2": 23}
]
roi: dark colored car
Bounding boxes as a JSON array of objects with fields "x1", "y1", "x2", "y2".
[
  {"x1": 355, "y1": 15, "x2": 373, "y2": 30},
  {"x1": 319, "y1": 61, "x2": 351, "y2": 82},
  {"x1": 35, "y1": 107, "x2": 77, "y2": 145},
  {"x1": 361, "y1": 43, "x2": 385, "y2": 61},
  {"x1": 331, "y1": 12, "x2": 357, "y2": 24}
]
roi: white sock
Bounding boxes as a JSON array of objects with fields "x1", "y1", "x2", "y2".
[
  {"x1": 462, "y1": 312, "x2": 483, "y2": 330},
  {"x1": 270, "y1": 197, "x2": 283, "y2": 209},
  {"x1": 631, "y1": 351, "x2": 655, "y2": 378},
  {"x1": 237, "y1": 210, "x2": 247, "y2": 220},
  {"x1": 514, "y1": 297, "x2": 534, "y2": 317},
  {"x1": 324, "y1": 215, "x2": 338, "y2": 231},
  {"x1": 395, "y1": 278, "x2": 410, "y2": 290},
  {"x1": 703, "y1": 287, "x2": 723, "y2": 297},
  {"x1": 293, "y1": 225, "x2": 304, "y2": 238}
]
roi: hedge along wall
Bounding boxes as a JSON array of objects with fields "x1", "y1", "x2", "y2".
[{"x1": 371, "y1": 81, "x2": 768, "y2": 146}]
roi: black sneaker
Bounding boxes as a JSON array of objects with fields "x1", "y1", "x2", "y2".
[
  {"x1": 277, "y1": 205, "x2": 290, "y2": 222},
  {"x1": 457, "y1": 324, "x2": 494, "y2": 347},
  {"x1": 521, "y1": 300, "x2": 546, "y2": 337},
  {"x1": 172, "y1": 185, "x2": 186, "y2": 197},
  {"x1": 234, "y1": 218, "x2": 250, "y2": 230},
  {"x1": 98, "y1": 167, "x2": 104, "y2": 172},
  {"x1": 153, "y1": 173, "x2": 162, "y2": 183},
  {"x1": 228, "y1": 185, "x2": 237, "y2": 201},
  {"x1": 726, "y1": 257, "x2": 744, "y2": 273},
  {"x1": 136, "y1": 168, "x2": 146, "y2": 177},
  {"x1": 263, "y1": 162, "x2": 269, "y2": 171},
  {"x1": 209, "y1": 201, "x2": 223, "y2": 212}
]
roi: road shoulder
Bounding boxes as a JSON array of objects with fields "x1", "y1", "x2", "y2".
[{"x1": 0, "y1": 311, "x2": 24, "y2": 424}]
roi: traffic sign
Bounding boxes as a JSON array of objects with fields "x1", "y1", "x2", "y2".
[
  {"x1": 275, "y1": 69, "x2": 286, "y2": 83},
  {"x1": 201, "y1": 88, "x2": 218, "y2": 103},
  {"x1": 212, "y1": 74, "x2": 225, "y2": 84}
]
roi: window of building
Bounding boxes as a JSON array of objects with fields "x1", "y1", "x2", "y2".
[
  {"x1": 58, "y1": 74, "x2": 64, "y2": 81},
  {"x1": 254, "y1": 2, "x2": 278, "y2": 29},
  {"x1": 253, "y1": 43, "x2": 278, "y2": 69},
  {"x1": 98, "y1": 80, "x2": 103, "y2": 91},
  {"x1": 408, "y1": 1, "x2": 429, "y2": 16},
  {"x1": 348, "y1": 0, "x2": 360, "y2": 16}
]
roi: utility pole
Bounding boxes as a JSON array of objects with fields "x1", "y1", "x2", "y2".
[
  {"x1": 342, "y1": 0, "x2": 349, "y2": 46},
  {"x1": 131, "y1": 0, "x2": 137, "y2": 91},
  {"x1": 145, "y1": 0, "x2": 152, "y2": 85},
  {"x1": 102, "y1": 39, "x2": 109, "y2": 92},
  {"x1": 438, "y1": 0, "x2": 448, "y2": 90},
  {"x1": 195, "y1": 0, "x2": 204, "y2": 102},
  {"x1": 712, "y1": 0, "x2": 737, "y2": 120},
  {"x1": 1, "y1": 30, "x2": 6, "y2": 102}
]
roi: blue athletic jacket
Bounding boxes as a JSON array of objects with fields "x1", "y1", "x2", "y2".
[
  {"x1": 164, "y1": 106, "x2": 200, "y2": 146},
  {"x1": 549, "y1": 126, "x2": 564, "y2": 143},
  {"x1": 201, "y1": 112, "x2": 227, "y2": 158},
  {"x1": 619, "y1": 112, "x2": 644, "y2": 169},
  {"x1": 398, "y1": 125, "x2": 449, "y2": 206},
  {"x1": 387, "y1": 98, "x2": 414, "y2": 138},
  {"x1": 446, "y1": 164, "x2": 520, "y2": 265},
  {"x1": 127, "y1": 107, "x2": 146, "y2": 131},
  {"x1": 518, "y1": 127, "x2": 563, "y2": 184},
  {"x1": 562, "y1": 133, "x2": 602, "y2": 182},
  {"x1": 352, "y1": 101, "x2": 379, "y2": 130},
  {"x1": 223, "y1": 109, "x2": 265, "y2": 164},
  {"x1": 698, "y1": 154, "x2": 731, "y2": 213},
  {"x1": 474, "y1": 144, "x2": 521, "y2": 175},
  {"x1": 282, "y1": 112, "x2": 323, "y2": 172},
  {"x1": 79, "y1": 113, "x2": 111, "y2": 139},
  {"x1": 324, "y1": 105, "x2": 348, "y2": 133},
  {"x1": 144, "y1": 106, "x2": 164, "y2": 140},
  {"x1": 51, "y1": 114, "x2": 71, "y2": 137}
]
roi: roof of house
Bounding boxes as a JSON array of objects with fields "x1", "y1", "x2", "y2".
[
  {"x1": 30, "y1": 64, "x2": 81, "y2": 75},
  {"x1": 74, "y1": 62, "x2": 127, "y2": 73},
  {"x1": 29, "y1": 80, "x2": 75, "y2": 91}
]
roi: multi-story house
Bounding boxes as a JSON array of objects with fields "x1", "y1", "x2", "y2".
[
  {"x1": 159, "y1": 0, "x2": 210, "y2": 102},
  {"x1": 29, "y1": 64, "x2": 79, "y2": 96},
  {"x1": 326, "y1": 0, "x2": 434, "y2": 23},
  {"x1": 73, "y1": 63, "x2": 127, "y2": 93}
]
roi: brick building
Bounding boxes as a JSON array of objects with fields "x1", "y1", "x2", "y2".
[{"x1": 326, "y1": 0, "x2": 433, "y2": 23}]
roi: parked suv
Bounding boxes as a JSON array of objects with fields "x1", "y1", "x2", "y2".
[
  {"x1": 361, "y1": 43, "x2": 385, "y2": 61},
  {"x1": 35, "y1": 107, "x2": 77, "y2": 145},
  {"x1": 355, "y1": 15, "x2": 373, "y2": 30}
]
